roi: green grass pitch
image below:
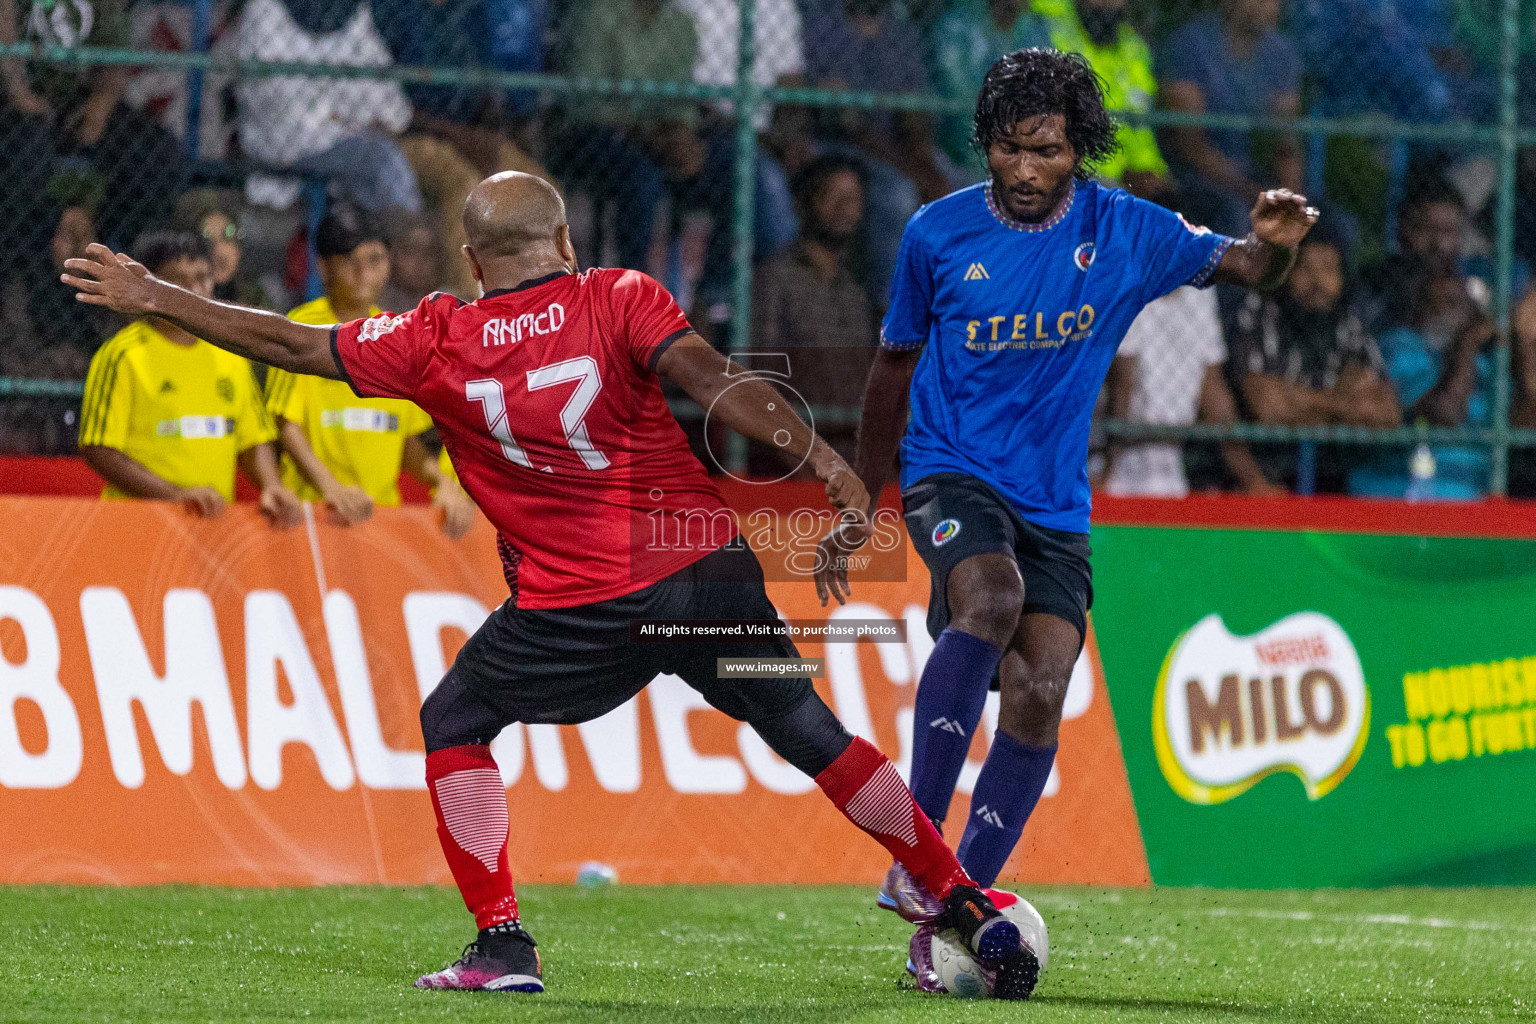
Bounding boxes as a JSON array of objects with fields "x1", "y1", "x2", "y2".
[{"x1": 2, "y1": 884, "x2": 1531, "y2": 1022}]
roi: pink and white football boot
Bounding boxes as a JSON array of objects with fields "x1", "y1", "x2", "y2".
[
  {"x1": 906, "y1": 925, "x2": 949, "y2": 993},
  {"x1": 875, "y1": 861, "x2": 945, "y2": 923},
  {"x1": 415, "y1": 921, "x2": 544, "y2": 993}
]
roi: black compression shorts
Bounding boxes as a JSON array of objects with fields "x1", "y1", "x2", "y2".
[{"x1": 420, "y1": 542, "x2": 821, "y2": 753}]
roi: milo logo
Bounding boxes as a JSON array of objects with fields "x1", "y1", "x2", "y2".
[{"x1": 1153, "y1": 612, "x2": 1370, "y2": 804}]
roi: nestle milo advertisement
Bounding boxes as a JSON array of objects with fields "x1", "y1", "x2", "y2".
[{"x1": 1091, "y1": 526, "x2": 1536, "y2": 887}]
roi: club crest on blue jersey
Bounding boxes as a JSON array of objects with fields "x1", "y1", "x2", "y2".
[
  {"x1": 1073, "y1": 242, "x2": 1096, "y2": 272},
  {"x1": 932, "y1": 519, "x2": 961, "y2": 546}
]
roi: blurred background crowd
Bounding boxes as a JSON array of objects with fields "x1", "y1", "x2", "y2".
[{"x1": 4, "y1": 0, "x2": 1536, "y2": 500}]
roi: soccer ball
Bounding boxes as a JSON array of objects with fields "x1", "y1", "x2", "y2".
[{"x1": 922, "y1": 890, "x2": 1048, "y2": 998}]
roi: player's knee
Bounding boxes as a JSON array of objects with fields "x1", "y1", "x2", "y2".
[
  {"x1": 419, "y1": 683, "x2": 458, "y2": 753},
  {"x1": 949, "y1": 573, "x2": 1024, "y2": 644},
  {"x1": 419, "y1": 669, "x2": 497, "y2": 754},
  {"x1": 997, "y1": 662, "x2": 1070, "y2": 744},
  {"x1": 1000, "y1": 669, "x2": 1069, "y2": 714}
]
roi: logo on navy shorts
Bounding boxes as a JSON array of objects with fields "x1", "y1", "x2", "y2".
[
  {"x1": 932, "y1": 519, "x2": 961, "y2": 546},
  {"x1": 1073, "y1": 242, "x2": 1096, "y2": 272}
]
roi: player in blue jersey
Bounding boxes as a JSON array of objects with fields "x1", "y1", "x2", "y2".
[{"x1": 814, "y1": 48, "x2": 1317, "y2": 977}]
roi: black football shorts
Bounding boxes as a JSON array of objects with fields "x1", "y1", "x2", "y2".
[
  {"x1": 420, "y1": 542, "x2": 814, "y2": 751},
  {"x1": 902, "y1": 471, "x2": 1093, "y2": 644}
]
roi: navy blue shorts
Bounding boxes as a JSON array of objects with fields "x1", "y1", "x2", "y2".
[{"x1": 902, "y1": 472, "x2": 1092, "y2": 644}]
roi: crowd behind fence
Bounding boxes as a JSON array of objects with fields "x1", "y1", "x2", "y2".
[{"x1": 2, "y1": 0, "x2": 1534, "y2": 498}]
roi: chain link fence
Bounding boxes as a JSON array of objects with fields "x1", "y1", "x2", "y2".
[{"x1": 1, "y1": 0, "x2": 1533, "y2": 496}]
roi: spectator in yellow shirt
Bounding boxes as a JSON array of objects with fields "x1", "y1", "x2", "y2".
[
  {"x1": 78, "y1": 231, "x2": 302, "y2": 525},
  {"x1": 267, "y1": 205, "x2": 476, "y2": 538}
]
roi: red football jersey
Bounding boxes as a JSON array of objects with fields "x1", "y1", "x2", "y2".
[{"x1": 331, "y1": 268, "x2": 737, "y2": 608}]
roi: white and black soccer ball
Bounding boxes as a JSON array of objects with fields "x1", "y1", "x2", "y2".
[{"x1": 921, "y1": 890, "x2": 1049, "y2": 998}]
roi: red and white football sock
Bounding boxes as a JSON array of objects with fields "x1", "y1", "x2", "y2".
[
  {"x1": 426, "y1": 744, "x2": 520, "y2": 930},
  {"x1": 815, "y1": 736, "x2": 973, "y2": 899}
]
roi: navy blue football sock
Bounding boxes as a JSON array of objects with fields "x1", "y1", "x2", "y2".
[
  {"x1": 955, "y1": 731, "x2": 1057, "y2": 888},
  {"x1": 908, "y1": 628, "x2": 1002, "y2": 825}
]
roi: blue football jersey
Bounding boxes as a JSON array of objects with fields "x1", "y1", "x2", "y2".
[{"x1": 881, "y1": 179, "x2": 1235, "y2": 532}]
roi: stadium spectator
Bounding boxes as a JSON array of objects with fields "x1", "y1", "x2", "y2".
[
  {"x1": 0, "y1": 168, "x2": 110, "y2": 455},
  {"x1": 750, "y1": 155, "x2": 877, "y2": 462},
  {"x1": 235, "y1": 0, "x2": 423, "y2": 215},
  {"x1": 930, "y1": 0, "x2": 1051, "y2": 169},
  {"x1": 266, "y1": 206, "x2": 476, "y2": 536},
  {"x1": 1227, "y1": 224, "x2": 1401, "y2": 492},
  {"x1": 552, "y1": 0, "x2": 710, "y2": 273},
  {"x1": 24, "y1": 167, "x2": 113, "y2": 369},
  {"x1": 374, "y1": 0, "x2": 548, "y2": 154},
  {"x1": 173, "y1": 189, "x2": 269, "y2": 308},
  {"x1": 1158, "y1": 0, "x2": 1304, "y2": 237},
  {"x1": 673, "y1": 0, "x2": 802, "y2": 319},
  {"x1": 1352, "y1": 176, "x2": 1536, "y2": 497},
  {"x1": 555, "y1": 0, "x2": 794, "y2": 328},
  {"x1": 0, "y1": 0, "x2": 185, "y2": 252},
  {"x1": 1348, "y1": 256, "x2": 1497, "y2": 500},
  {"x1": 1032, "y1": 0, "x2": 1170, "y2": 197},
  {"x1": 1359, "y1": 178, "x2": 1530, "y2": 338},
  {"x1": 119, "y1": 0, "x2": 241, "y2": 160},
  {"x1": 1451, "y1": 0, "x2": 1536, "y2": 123},
  {"x1": 1508, "y1": 290, "x2": 1536, "y2": 497},
  {"x1": 676, "y1": 0, "x2": 803, "y2": 139},
  {"x1": 373, "y1": 0, "x2": 555, "y2": 299},
  {"x1": 1102, "y1": 282, "x2": 1277, "y2": 497},
  {"x1": 1292, "y1": 0, "x2": 1455, "y2": 123},
  {"x1": 797, "y1": 0, "x2": 950, "y2": 303},
  {"x1": 379, "y1": 216, "x2": 450, "y2": 311},
  {"x1": 77, "y1": 230, "x2": 301, "y2": 524}
]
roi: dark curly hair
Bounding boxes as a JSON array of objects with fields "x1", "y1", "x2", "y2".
[
  {"x1": 131, "y1": 229, "x2": 211, "y2": 276},
  {"x1": 972, "y1": 48, "x2": 1121, "y2": 181},
  {"x1": 316, "y1": 202, "x2": 387, "y2": 259}
]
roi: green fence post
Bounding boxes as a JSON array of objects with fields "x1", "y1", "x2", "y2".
[
  {"x1": 725, "y1": 0, "x2": 760, "y2": 476},
  {"x1": 1491, "y1": 0, "x2": 1522, "y2": 496}
]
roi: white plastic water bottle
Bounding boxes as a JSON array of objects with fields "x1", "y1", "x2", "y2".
[{"x1": 1405, "y1": 443, "x2": 1437, "y2": 502}]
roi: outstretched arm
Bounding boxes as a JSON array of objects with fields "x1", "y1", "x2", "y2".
[
  {"x1": 1210, "y1": 189, "x2": 1320, "y2": 292},
  {"x1": 813, "y1": 346, "x2": 919, "y2": 605},
  {"x1": 655, "y1": 331, "x2": 870, "y2": 518},
  {"x1": 63, "y1": 244, "x2": 341, "y2": 378},
  {"x1": 851, "y1": 348, "x2": 920, "y2": 516}
]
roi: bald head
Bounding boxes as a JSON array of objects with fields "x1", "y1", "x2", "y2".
[{"x1": 463, "y1": 172, "x2": 568, "y2": 261}]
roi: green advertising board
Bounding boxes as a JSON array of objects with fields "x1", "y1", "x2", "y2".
[{"x1": 1091, "y1": 525, "x2": 1536, "y2": 888}]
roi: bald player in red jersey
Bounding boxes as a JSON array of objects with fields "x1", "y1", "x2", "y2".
[{"x1": 63, "y1": 172, "x2": 1038, "y2": 1000}]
